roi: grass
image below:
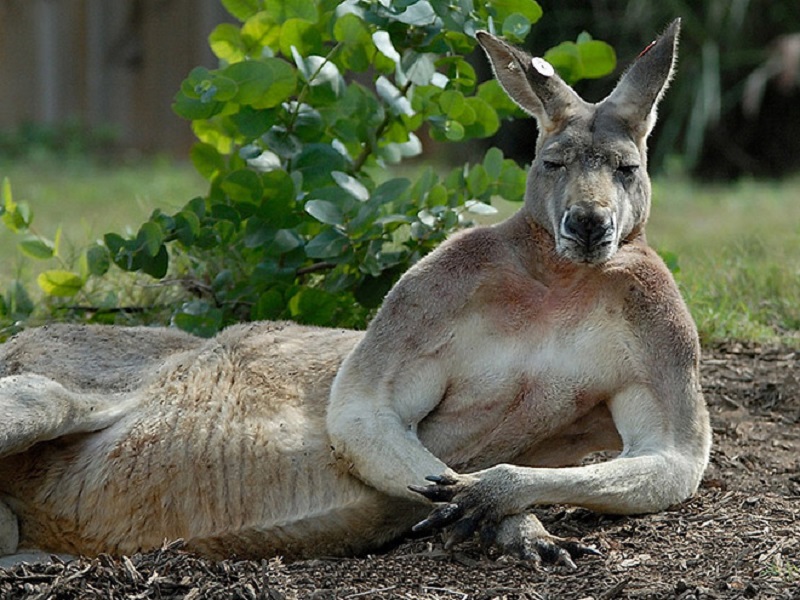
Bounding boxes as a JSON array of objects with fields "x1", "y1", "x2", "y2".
[
  {"x1": 648, "y1": 176, "x2": 800, "y2": 345},
  {"x1": 1, "y1": 156, "x2": 798, "y2": 345},
  {"x1": 0, "y1": 156, "x2": 205, "y2": 281}
]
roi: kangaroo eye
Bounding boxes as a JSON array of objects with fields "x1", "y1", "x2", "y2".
[
  {"x1": 616, "y1": 165, "x2": 639, "y2": 177},
  {"x1": 543, "y1": 160, "x2": 565, "y2": 172}
]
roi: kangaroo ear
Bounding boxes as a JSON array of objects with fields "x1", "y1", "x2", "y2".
[
  {"x1": 476, "y1": 30, "x2": 582, "y2": 132},
  {"x1": 604, "y1": 18, "x2": 681, "y2": 138}
]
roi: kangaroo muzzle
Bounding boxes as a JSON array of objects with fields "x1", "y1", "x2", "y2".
[{"x1": 558, "y1": 204, "x2": 617, "y2": 264}]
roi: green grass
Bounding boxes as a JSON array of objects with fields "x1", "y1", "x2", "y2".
[
  {"x1": 1, "y1": 156, "x2": 798, "y2": 345},
  {"x1": 0, "y1": 157, "x2": 205, "y2": 282},
  {"x1": 648, "y1": 176, "x2": 800, "y2": 345}
]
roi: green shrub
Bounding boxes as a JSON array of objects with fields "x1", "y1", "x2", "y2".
[{"x1": 2, "y1": 0, "x2": 616, "y2": 336}]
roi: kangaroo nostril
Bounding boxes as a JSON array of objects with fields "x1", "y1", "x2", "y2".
[{"x1": 560, "y1": 207, "x2": 613, "y2": 246}]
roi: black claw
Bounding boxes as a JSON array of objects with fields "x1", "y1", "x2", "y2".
[
  {"x1": 425, "y1": 474, "x2": 459, "y2": 486},
  {"x1": 408, "y1": 483, "x2": 457, "y2": 503},
  {"x1": 561, "y1": 540, "x2": 603, "y2": 559},
  {"x1": 533, "y1": 539, "x2": 568, "y2": 566},
  {"x1": 412, "y1": 502, "x2": 463, "y2": 533}
]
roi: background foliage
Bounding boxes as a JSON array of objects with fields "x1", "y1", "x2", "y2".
[
  {"x1": 1, "y1": 0, "x2": 616, "y2": 337},
  {"x1": 493, "y1": 0, "x2": 800, "y2": 178}
]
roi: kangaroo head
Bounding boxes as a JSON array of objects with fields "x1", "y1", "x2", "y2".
[{"x1": 477, "y1": 19, "x2": 680, "y2": 264}]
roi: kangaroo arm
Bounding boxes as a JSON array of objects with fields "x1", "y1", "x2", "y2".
[
  {"x1": 501, "y1": 449, "x2": 699, "y2": 515},
  {"x1": 327, "y1": 356, "x2": 455, "y2": 503},
  {"x1": 414, "y1": 381, "x2": 710, "y2": 527}
]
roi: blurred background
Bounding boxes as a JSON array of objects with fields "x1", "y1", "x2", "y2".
[{"x1": 2, "y1": 0, "x2": 799, "y2": 176}]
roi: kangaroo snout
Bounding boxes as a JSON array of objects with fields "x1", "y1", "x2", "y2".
[{"x1": 558, "y1": 204, "x2": 616, "y2": 263}]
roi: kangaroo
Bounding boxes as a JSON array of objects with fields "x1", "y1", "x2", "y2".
[{"x1": 0, "y1": 19, "x2": 709, "y2": 567}]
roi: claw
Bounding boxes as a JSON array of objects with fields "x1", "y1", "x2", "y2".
[
  {"x1": 412, "y1": 502, "x2": 463, "y2": 533},
  {"x1": 561, "y1": 540, "x2": 603, "y2": 559},
  {"x1": 408, "y1": 483, "x2": 457, "y2": 503},
  {"x1": 425, "y1": 474, "x2": 459, "y2": 485},
  {"x1": 533, "y1": 539, "x2": 577, "y2": 570}
]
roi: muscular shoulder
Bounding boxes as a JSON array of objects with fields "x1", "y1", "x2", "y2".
[
  {"x1": 355, "y1": 225, "x2": 513, "y2": 359},
  {"x1": 605, "y1": 242, "x2": 700, "y2": 370}
]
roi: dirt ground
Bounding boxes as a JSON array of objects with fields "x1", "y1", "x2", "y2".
[{"x1": 1, "y1": 343, "x2": 798, "y2": 599}]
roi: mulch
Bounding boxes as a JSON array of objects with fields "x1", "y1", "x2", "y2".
[{"x1": 1, "y1": 344, "x2": 798, "y2": 599}]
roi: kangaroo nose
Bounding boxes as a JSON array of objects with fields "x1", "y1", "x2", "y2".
[{"x1": 560, "y1": 205, "x2": 614, "y2": 247}]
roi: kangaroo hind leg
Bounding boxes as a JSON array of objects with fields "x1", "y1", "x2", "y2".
[{"x1": 0, "y1": 373, "x2": 136, "y2": 460}]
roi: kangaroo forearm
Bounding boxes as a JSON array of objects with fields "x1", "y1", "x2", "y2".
[{"x1": 505, "y1": 451, "x2": 702, "y2": 515}]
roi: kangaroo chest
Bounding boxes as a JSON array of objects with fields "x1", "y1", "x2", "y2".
[{"x1": 417, "y1": 283, "x2": 633, "y2": 472}]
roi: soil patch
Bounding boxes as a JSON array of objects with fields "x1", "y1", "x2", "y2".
[{"x1": 1, "y1": 344, "x2": 798, "y2": 599}]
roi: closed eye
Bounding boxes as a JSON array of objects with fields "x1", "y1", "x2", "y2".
[
  {"x1": 616, "y1": 165, "x2": 639, "y2": 177},
  {"x1": 542, "y1": 160, "x2": 565, "y2": 172}
]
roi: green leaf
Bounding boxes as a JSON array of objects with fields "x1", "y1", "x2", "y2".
[
  {"x1": 444, "y1": 120, "x2": 465, "y2": 141},
  {"x1": 222, "y1": 169, "x2": 264, "y2": 205},
  {"x1": 287, "y1": 287, "x2": 338, "y2": 325},
  {"x1": 174, "y1": 210, "x2": 202, "y2": 245},
  {"x1": 181, "y1": 67, "x2": 238, "y2": 103},
  {"x1": 279, "y1": 18, "x2": 323, "y2": 57},
  {"x1": 257, "y1": 169, "x2": 296, "y2": 223},
  {"x1": 305, "y1": 228, "x2": 349, "y2": 258},
  {"x1": 497, "y1": 159, "x2": 527, "y2": 201},
  {"x1": 141, "y1": 245, "x2": 169, "y2": 279},
  {"x1": 402, "y1": 52, "x2": 437, "y2": 86},
  {"x1": 489, "y1": 0, "x2": 542, "y2": 24},
  {"x1": 544, "y1": 36, "x2": 616, "y2": 84},
  {"x1": 191, "y1": 120, "x2": 235, "y2": 154},
  {"x1": 294, "y1": 144, "x2": 347, "y2": 189},
  {"x1": 221, "y1": 0, "x2": 260, "y2": 22},
  {"x1": 467, "y1": 164, "x2": 490, "y2": 196},
  {"x1": 439, "y1": 90, "x2": 466, "y2": 118},
  {"x1": 333, "y1": 13, "x2": 372, "y2": 45},
  {"x1": 333, "y1": 13, "x2": 374, "y2": 72},
  {"x1": 265, "y1": 0, "x2": 318, "y2": 24},
  {"x1": 190, "y1": 143, "x2": 226, "y2": 181},
  {"x1": 37, "y1": 270, "x2": 84, "y2": 297},
  {"x1": 483, "y1": 147, "x2": 504, "y2": 179},
  {"x1": 394, "y1": 1, "x2": 437, "y2": 26},
  {"x1": 577, "y1": 39, "x2": 617, "y2": 79},
  {"x1": 252, "y1": 289, "x2": 285, "y2": 320},
  {"x1": 477, "y1": 79, "x2": 522, "y2": 119},
  {"x1": 371, "y1": 178, "x2": 410, "y2": 206},
  {"x1": 241, "y1": 12, "x2": 280, "y2": 51},
  {"x1": 461, "y1": 97, "x2": 499, "y2": 138},
  {"x1": 305, "y1": 200, "x2": 344, "y2": 225},
  {"x1": 502, "y1": 13, "x2": 531, "y2": 42},
  {"x1": 332, "y1": 171, "x2": 369, "y2": 202},
  {"x1": 7, "y1": 280, "x2": 34, "y2": 316},
  {"x1": 18, "y1": 236, "x2": 54, "y2": 260},
  {"x1": 173, "y1": 300, "x2": 224, "y2": 338},
  {"x1": 223, "y1": 59, "x2": 297, "y2": 108},
  {"x1": 264, "y1": 127, "x2": 302, "y2": 159},
  {"x1": 136, "y1": 222, "x2": 165, "y2": 258},
  {"x1": 172, "y1": 92, "x2": 225, "y2": 121},
  {"x1": 209, "y1": 23, "x2": 247, "y2": 63},
  {"x1": 81, "y1": 244, "x2": 111, "y2": 278}
]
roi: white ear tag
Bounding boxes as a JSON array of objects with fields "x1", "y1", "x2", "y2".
[{"x1": 531, "y1": 57, "x2": 554, "y2": 77}]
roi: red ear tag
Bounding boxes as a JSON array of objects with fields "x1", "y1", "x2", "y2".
[{"x1": 638, "y1": 40, "x2": 657, "y2": 58}]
